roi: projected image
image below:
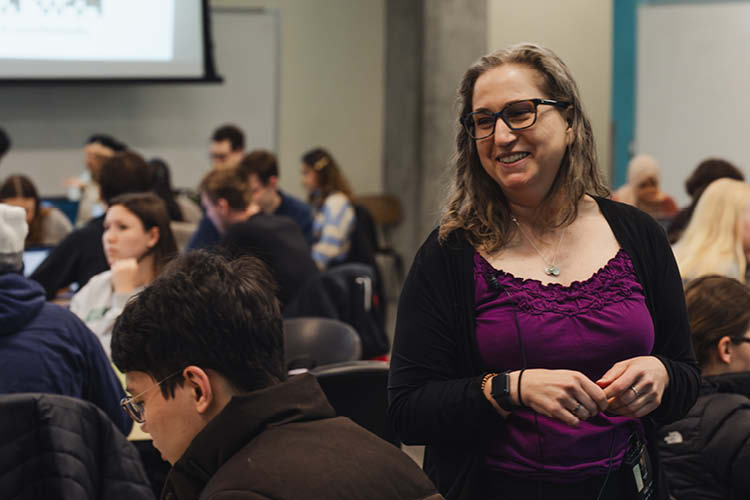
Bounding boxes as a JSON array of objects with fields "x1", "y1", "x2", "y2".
[
  {"x1": 0, "y1": 0, "x2": 174, "y2": 61},
  {"x1": 1, "y1": 1, "x2": 102, "y2": 16}
]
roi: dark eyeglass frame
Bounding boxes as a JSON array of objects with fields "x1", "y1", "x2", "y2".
[
  {"x1": 462, "y1": 98, "x2": 571, "y2": 140},
  {"x1": 730, "y1": 337, "x2": 750, "y2": 345},
  {"x1": 120, "y1": 369, "x2": 184, "y2": 424}
]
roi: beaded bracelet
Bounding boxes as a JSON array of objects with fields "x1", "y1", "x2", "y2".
[{"x1": 481, "y1": 372, "x2": 497, "y2": 393}]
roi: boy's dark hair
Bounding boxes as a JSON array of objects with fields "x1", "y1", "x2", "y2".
[
  {"x1": 237, "y1": 150, "x2": 279, "y2": 185},
  {"x1": 99, "y1": 151, "x2": 153, "y2": 205},
  {"x1": 211, "y1": 124, "x2": 245, "y2": 151},
  {"x1": 148, "y1": 158, "x2": 184, "y2": 222},
  {"x1": 0, "y1": 128, "x2": 10, "y2": 157},
  {"x1": 111, "y1": 251, "x2": 286, "y2": 398},
  {"x1": 86, "y1": 134, "x2": 127, "y2": 152},
  {"x1": 199, "y1": 167, "x2": 249, "y2": 210}
]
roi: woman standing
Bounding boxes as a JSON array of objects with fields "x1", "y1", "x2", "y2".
[
  {"x1": 300, "y1": 148, "x2": 355, "y2": 270},
  {"x1": 71, "y1": 192, "x2": 177, "y2": 358},
  {"x1": 388, "y1": 43, "x2": 699, "y2": 499}
]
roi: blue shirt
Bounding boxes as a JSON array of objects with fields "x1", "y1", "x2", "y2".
[{"x1": 276, "y1": 191, "x2": 314, "y2": 245}]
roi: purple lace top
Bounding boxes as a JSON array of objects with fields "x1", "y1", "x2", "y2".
[{"x1": 474, "y1": 248, "x2": 654, "y2": 482}]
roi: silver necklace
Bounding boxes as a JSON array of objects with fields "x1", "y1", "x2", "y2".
[{"x1": 511, "y1": 216, "x2": 566, "y2": 277}]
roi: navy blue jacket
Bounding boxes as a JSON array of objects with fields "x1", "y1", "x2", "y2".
[
  {"x1": 0, "y1": 272, "x2": 132, "y2": 435},
  {"x1": 277, "y1": 190, "x2": 314, "y2": 245}
]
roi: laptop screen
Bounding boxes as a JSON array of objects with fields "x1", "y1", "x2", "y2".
[{"x1": 22, "y1": 247, "x2": 51, "y2": 277}]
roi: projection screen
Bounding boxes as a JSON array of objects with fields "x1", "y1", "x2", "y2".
[{"x1": 0, "y1": 0, "x2": 219, "y2": 81}]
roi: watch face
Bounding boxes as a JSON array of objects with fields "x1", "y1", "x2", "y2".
[{"x1": 492, "y1": 372, "x2": 514, "y2": 411}]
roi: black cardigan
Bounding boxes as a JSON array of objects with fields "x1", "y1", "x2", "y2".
[{"x1": 388, "y1": 197, "x2": 700, "y2": 500}]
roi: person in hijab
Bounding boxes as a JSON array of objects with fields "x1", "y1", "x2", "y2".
[{"x1": 613, "y1": 154, "x2": 678, "y2": 220}]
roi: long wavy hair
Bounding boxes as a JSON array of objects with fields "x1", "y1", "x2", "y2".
[
  {"x1": 673, "y1": 178, "x2": 750, "y2": 284},
  {"x1": 439, "y1": 43, "x2": 609, "y2": 253},
  {"x1": 301, "y1": 147, "x2": 353, "y2": 209}
]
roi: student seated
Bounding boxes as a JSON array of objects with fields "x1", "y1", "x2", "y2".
[
  {"x1": 199, "y1": 167, "x2": 317, "y2": 307},
  {"x1": 0, "y1": 174, "x2": 72, "y2": 247},
  {"x1": 0, "y1": 203, "x2": 131, "y2": 436},
  {"x1": 300, "y1": 148, "x2": 356, "y2": 270},
  {"x1": 238, "y1": 149, "x2": 314, "y2": 244},
  {"x1": 659, "y1": 275, "x2": 750, "y2": 499},
  {"x1": 71, "y1": 192, "x2": 177, "y2": 359},
  {"x1": 31, "y1": 151, "x2": 154, "y2": 298},
  {"x1": 111, "y1": 251, "x2": 442, "y2": 500}
]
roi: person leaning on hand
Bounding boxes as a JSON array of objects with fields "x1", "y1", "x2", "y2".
[{"x1": 387, "y1": 43, "x2": 700, "y2": 500}]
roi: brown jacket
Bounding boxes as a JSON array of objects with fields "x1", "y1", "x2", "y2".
[{"x1": 162, "y1": 373, "x2": 442, "y2": 500}]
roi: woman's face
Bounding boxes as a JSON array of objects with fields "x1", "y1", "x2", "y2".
[
  {"x1": 471, "y1": 64, "x2": 572, "y2": 205},
  {"x1": 301, "y1": 164, "x2": 318, "y2": 193},
  {"x1": 103, "y1": 205, "x2": 158, "y2": 266},
  {"x1": 2, "y1": 196, "x2": 35, "y2": 224},
  {"x1": 636, "y1": 177, "x2": 659, "y2": 203}
]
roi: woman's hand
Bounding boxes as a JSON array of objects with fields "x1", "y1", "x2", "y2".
[
  {"x1": 111, "y1": 258, "x2": 139, "y2": 294},
  {"x1": 517, "y1": 369, "x2": 609, "y2": 427},
  {"x1": 596, "y1": 356, "x2": 669, "y2": 418}
]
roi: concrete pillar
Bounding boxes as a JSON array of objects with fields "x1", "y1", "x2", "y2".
[{"x1": 384, "y1": 0, "x2": 487, "y2": 265}]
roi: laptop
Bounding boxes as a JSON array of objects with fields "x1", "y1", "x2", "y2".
[{"x1": 22, "y1": 246, "x2": 52, "y2": 277}]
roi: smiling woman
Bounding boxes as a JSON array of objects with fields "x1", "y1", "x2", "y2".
[
  {"x1": 70, "y1": 192, "x2": 177, "y2": 359},
  {"x1": 387, "y1": 43, "x2": 700, "y2": 500}
]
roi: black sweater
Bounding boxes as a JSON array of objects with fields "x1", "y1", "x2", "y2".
[{"x1": 388, "y1": 196, "x2": 700, "y2": 500}]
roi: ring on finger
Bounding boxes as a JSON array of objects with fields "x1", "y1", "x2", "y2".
[
  {"x1": 630, "y1": 385, "x2": 640, "y2": 398},
  {"x1": 573, "y1": 402, "x2": 584, "y2": 415}
]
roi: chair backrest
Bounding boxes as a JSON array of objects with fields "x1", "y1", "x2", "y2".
[
  {"x1": 283, "y1": 317, "x2": 362, "y2": 370},
  {"x1": 170, "y1": 221, "x2": 197, "y2": 253},
  {"x1": 284, "y1": 263, "x2": 390, "y2": 359},
  {"x1": 311, "y1": 360, "x2": 399, "y2": 447}
]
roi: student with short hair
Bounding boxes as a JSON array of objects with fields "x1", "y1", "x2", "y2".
[
  {"x1": 238, "y1": 149, "x2": 314, "y2": 243},
  {"x1": 199, "y1": 167, "x2": 317, "y2": 306},
  {"x1": 111, "y1": 250, "x2": 442, "y2": 500}
]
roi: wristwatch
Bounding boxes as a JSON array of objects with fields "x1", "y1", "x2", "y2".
[{"x1": 490, "y1": 372, "x2": 515, "y2": 411}]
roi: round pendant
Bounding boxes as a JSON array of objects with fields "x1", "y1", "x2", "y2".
[{"x1": 545, "y1": 265, "x2": 560, "y2": 277}]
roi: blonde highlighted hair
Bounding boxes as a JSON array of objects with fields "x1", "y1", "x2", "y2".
[
  {"x1": 439, "y1": 43, "x2": 608, "y2": 253},
  {"x1": 673, "y1": 178, "x2": 750, "y2": 283}
]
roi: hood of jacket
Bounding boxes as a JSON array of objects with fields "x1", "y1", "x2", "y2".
[{"x1": 0, "y1": 272, "x2": 46, "y2": 336}]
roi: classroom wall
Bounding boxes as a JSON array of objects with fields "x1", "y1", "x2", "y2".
[
  {"x1": 486, "y1": 0, "x2": 613, "y2": 182},
  {"x1": 213, "y1": 0, "x2": 386, "y2": 200}
]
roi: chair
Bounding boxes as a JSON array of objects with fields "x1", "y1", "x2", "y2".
[
  {"x1": 283, "y1": 317, "x2": 362, "y2": 370},
  {"x1": 283, "y1": 264, "x2": 390, "y2": 359},
  {"x1": 352, "y1": 194, "x2": 405, "y2": 300},
  {"x1": 311, "y1": 360, "x2": 400, "y2": 447},
  {"x1": 170, "y1": 221, "x2": 197, "y2": 253}
]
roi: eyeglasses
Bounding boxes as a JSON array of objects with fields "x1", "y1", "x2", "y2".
[
  {"x1": 731, "y1": 337, "x2": 750, "y2": 345},
  {"x1": 120, "y1": 369, "x2": 184, "y2": 424},
  {"x1": 462, "y1": 98, "x2": 571, "y2": 140}
]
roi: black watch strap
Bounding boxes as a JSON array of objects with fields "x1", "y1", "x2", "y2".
[{"x1": 491, "y1": 372, "x2": 515, "y2": 411}]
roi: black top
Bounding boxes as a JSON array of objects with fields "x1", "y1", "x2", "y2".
[
  {"x1": 223, "y1": 214, "x2": 318, "y2": 306},
  {"x1": 387, "y1": 196, "x2": 700, "y2": 500},
  {"x1": 659, "y1": 372, "x2": 750, "y2": 500},
  {"x1": 30, "y1": 216, "x2": 108, "y2": 299}
]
